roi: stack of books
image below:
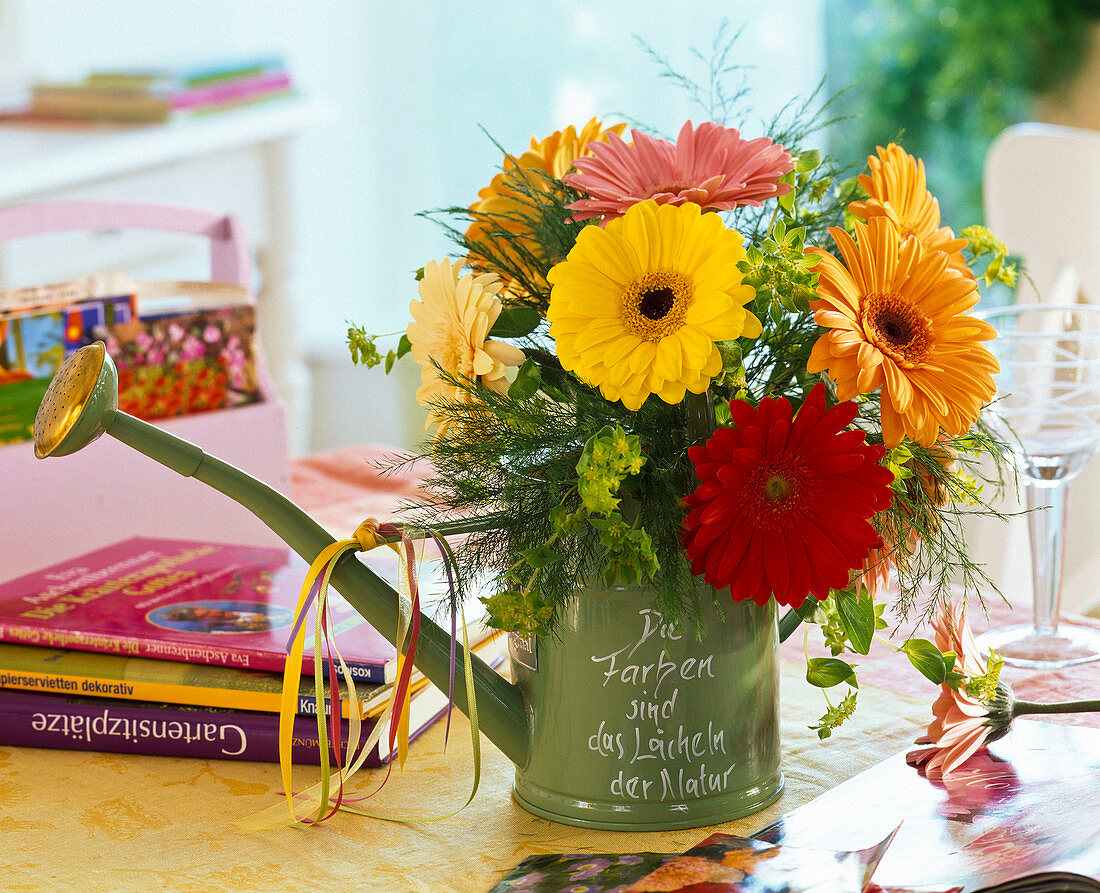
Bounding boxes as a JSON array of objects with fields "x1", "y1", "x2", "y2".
[
  {"x1": 0, "y1": 274, "x2": 262, "y2": 445},
  {"x1": 8, "y1": 56, "x2": 294, "y2": 124},
  {"x1": 0, "y1": 536, "x2": 505, "y2": 765}
]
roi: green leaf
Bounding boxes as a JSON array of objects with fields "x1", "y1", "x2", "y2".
[
  {"x1": 834, "y1": 589, "x2": 875, "y2": 655},
  {"x1": 384, "y1": 350, "x2": 397, "y2": 374},
  {"x1": 490, "y1": 306, "x2": 540, "y2": 338},
  {"x1": 520, "y1": 544, "x2": 565, "y2": 568},
  {"x1": 805, "y1": 657, "x2": 858, "y2": 689},
  {"x1": 795, "y1": 149, "x2": 822, "y2": 172},
  {"x1": 396, "y1": 333, "x2": 412, "y2": 358},
  {"x1": 508, "y1": 358, "x2": 541, "y2": 401},
  {"x1": 903, "y1": 638, "x2": 948, "y2": 684}
]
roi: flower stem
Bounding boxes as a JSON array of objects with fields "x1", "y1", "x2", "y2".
[
  {"x1": 1013, "y1": 698, "x2": 1100, "y2": 717},
  {"x1": 778, "y1": 608, "x2": 803, "y2": 643},
  {"x1": 685, "y1": 390, "x2": 717, "y2": 446}
]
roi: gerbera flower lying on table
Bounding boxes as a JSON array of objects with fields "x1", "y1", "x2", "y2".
[
  {"x1": 907, "y1": 600, "x2": 1100, "y2": 777},
  {"x1": 349, "y1": 105, "x2": 1019, "y2": 736}
]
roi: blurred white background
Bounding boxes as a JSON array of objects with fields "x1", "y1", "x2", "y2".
[{"x1": 0, "y1": 0, "x2": 826, "y2": 453}]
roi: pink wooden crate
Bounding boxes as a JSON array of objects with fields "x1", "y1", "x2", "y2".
[{"x1": 0, "y1": 200, "x2": 290, "y2": 581}]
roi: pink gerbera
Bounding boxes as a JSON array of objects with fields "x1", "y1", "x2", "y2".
[
  {"x1": 908, "y1": 601, "x2": 1007, "y2": 778},
  {"x1": 564, "y1": 121, "x2": 794, "y2": 223}
]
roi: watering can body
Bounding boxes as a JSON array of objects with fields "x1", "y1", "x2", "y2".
[
  {"x1": 510, "y1": 586, "x2": 782, "y2": 830},
  {"x1": 33, "y1": 342, "x2": 784, "y2": 831}
]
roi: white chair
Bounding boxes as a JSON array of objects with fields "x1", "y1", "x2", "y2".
[
  {"x1": 981, "y1": 123, "x2": 1100, "y2": 618},
  {"x1": 984, "y1": 122, "x2": 1100, "y2": 303}
]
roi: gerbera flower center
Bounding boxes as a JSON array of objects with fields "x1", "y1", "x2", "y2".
[
  {"x1": 622, "y1": 271, "x2": 692, "y2": 341},
  {"x1": 862, "y1": 292, "x2": 934, "y2": 366},
  {"x1": 639, "y1": 286, "x2": 676, "y2": 320},
  {"x1": 764, "y1": 474, "x2": 792, "y2": 501},
  {"x1": 746, "y1": 452, "x2": 811, "y2": 527}
]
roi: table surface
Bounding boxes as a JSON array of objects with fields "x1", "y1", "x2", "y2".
[{"x1": 3, "y1": 445, "x2": 1098, "y2": 892}]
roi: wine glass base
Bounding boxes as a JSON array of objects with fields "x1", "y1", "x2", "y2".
[{"x1": 976, "y1": 622, "x2": 1100, "y2": 669}]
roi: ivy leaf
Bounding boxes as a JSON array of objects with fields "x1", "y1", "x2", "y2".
[
  {"x1": 509, "y1": 358, "x2": 541, "y2": 401},
  {"x1": 903, "y1": 638, "x2": 948, "y2": 684},
  {"x1": 490, "y1": 306, "x2": 540, "y2": 338},
  {"x1": 806, "y1": 657, "x2": 858, "y2": 689},
  {"x1": 834, "y1": 589, "x2": 875, "y2": 655}
]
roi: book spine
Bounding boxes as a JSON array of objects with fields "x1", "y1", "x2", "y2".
[
  {"x1": 0, "y1": 665, "x2": 376, "y2": 720},
  {"x1": 0, "y1": 623, "x2": 389, "y2": 685},
  {"x1": 0, "y1": 689, "x2": 381, "y2": 765},
  {"x1": 168, "y1": 71, "x2": 293, "y2": 111}
]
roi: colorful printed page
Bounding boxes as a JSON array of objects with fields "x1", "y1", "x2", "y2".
[
  {"x1": 621, "y1": 830, "x2": 896, "y2": 893},
  {"x1": 488, "y1": 833, "x2": 896, "y2": 893},
  {"x1": 488, "y1": 853, "x2": 674, "y2": 892},
  {"x1": 754, "y1": 721, "x2": 1100, "y2": 893},
  {"x1": 94, "y1": 304, "x2": 260, "y2": 420}
]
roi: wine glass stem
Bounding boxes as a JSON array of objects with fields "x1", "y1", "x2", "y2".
[{"x1": 1026, "y1": 479, "x2": 1069, "y2": 635}]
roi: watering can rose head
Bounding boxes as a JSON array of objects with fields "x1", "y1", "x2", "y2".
[{"x1": 354, "y1": 117, "x2": 1017, "y2": 735}]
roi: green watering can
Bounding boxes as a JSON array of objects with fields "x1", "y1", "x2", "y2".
[{"x1": 33, "y1": 342, "x2": 783, "y2": 831}]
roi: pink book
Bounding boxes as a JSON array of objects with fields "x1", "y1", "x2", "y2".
[
  {"x1": 167, "y1": 71, "x2": 293, "y2": 111},
  {"x1": 0, "y1": 537, "x2": 419, "y2": 683}
]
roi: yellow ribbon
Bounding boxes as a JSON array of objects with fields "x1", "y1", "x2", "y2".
[{"x1": 238, "y1": 518, "x2": 481, "y2": 831}]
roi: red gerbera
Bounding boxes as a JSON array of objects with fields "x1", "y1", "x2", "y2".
[{"x1": 682, "y1": 383, "x2": 894, "y2": 608}]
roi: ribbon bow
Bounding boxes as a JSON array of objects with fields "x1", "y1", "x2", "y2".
[{"x1": 241, "y1": 518, "x2": 480, "y2": 830}]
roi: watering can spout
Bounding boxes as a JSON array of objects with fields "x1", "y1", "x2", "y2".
[{"x1": 32, "y1": 343, "x2": 531, "y2": 768}]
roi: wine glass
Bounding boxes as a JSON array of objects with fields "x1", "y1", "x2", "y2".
[{"x1": 977, "y1": 303, "x2": 1100, "y2": 668}]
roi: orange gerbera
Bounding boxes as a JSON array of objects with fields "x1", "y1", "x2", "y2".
[
  {"x1": 465, "y1": 118, "x2": 627, "y2": 297},
  {"x1": 807, "y1": 217, "x2": 998, "y2": 448},
  {"x1": 848, "y1": 144, "x2": 973, "y2": 279}
]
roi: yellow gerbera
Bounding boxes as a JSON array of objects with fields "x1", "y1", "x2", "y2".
[
  {"x1": 466, "y1": 118, "x2": 628, "y2": 297},
  {"x1": 546, "y1": 200, "x2": 761, "y2": 411},
  {"x1": 848, "y1": 143, "x2": 973, "y2": 280},
  {"x1": 806, "y1": 217, "x2": 998, "y2": 448},
  {"x1": 406, "y1": 259, "x2": 525, "y2": 437}
]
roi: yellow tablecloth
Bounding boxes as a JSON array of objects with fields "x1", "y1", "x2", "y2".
[{"x1": 0, "y1": 661, "x2": 935, "y2": 892}]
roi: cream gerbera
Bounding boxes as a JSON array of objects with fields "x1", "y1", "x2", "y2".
[
  {"x1": 807, "y1": 217, "x2": 998, "y2": 448},
  {"x1": 546, "y1": 200, "x2": 761, "y2": 411},
  {"x1": 849, "y1": 143, "x2": 972, "y2": 279},
  {"x1": 406, "y1": 259, "x2": 525, "y2": 437},
  {"x1": 565, "y1": 121, "x2": 793, "y2": 222}
]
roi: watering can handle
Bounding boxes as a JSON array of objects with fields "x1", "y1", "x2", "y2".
[{"x1": 99, "y1": 408, "x2": 531, "y2": 767}]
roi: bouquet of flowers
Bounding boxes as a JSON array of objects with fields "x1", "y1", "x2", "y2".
[{"x1": 350, "y1": 88, "x2": 1017, "y2": 737}]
